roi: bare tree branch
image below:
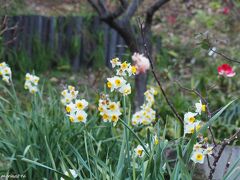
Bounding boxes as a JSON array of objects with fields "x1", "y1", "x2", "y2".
[
  {"x1": 123, "y1": 0, "x2": 144, "y2": 19},
  {"x1": 175, "y1": 81, "x2": 212, "y2": 117},
  {"x1": 0, "y1": 16, "x2": 18, "y2": 45},
  {"x1": 88, "y1": 0, "x2": 103, "y2": 15},
  {"x1": 145, "y1": 0, "x2": 169, "y2": 28},
  {"x1": 88, "y1": 0, "x2": 126, "y2": 20}
]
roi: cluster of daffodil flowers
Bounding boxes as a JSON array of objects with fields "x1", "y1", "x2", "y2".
[
  {"x1": 61, "y1": 85, "x2": 88, "y2": 123},
  {"x1": 131, "y1": 87, "x2": 157, "y2": 126},
  {"x1": 24, "y1": 73, "x2": 40, "y2": 94},
  {"x1": 61, "y1": 85, "x2": 78, "y2": 105},
  {"x1": 191, "y1": 135, "x2": 213, "y2": 164},
  {"x1": 107, "y1": 58, "x2": 136, "y2": 96},
  {"x1": 0, "y1": 62, "x2": 12, "y2": 84},
  {"x1": 98, "y1": 94, "x2": 122, "y2": 125},
  {"x1": 184, "y1": 100, "x2": 206, "y2": 135},
  {"x1": 97, "y1": 57, "x2": 136, "y2": 125}
]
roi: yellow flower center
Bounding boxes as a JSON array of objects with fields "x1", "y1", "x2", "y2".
[
  {"x1": 71, "y1": 91, "x2": 75, "y2": 96},
  {"x1": 77, "y1": 115, "x2": 84, "y2": 122},
  {"x1": 131, "y1": 66, "x2": 137, "y2": 74},
  {"x1": 142, "y1": 119, "x2": 148, "y2": 125},
  {"x1": 132, "y1": 120, "x2": 137, "y2": 125},
  {"x1": 107, "y1": 82, "x2": 112, "y2": 88},
  {"x1": 189, "y1": 117, "x2": 195, "y2": 123},
  {"x1": 137, "y1": 149, "x2": 143, "y2": 156},
  {"x1": 66, "y1": 106, "x2": 71, "y2": 113},
  {"x1": 146, "y1": 115, "x2": 151, "y2": 119},
  {"x1": 102, "y1": 114, "x2": 109, "y2": 120},
  {"x1": 124, "y1": 89, "x2": 130, "y2": 94},
  {"x1": 115, "y1": 79, "x2": 121, "y2": 86},
  {"x1": 154, "y1": 138, "x2": 159, "y2": 145},
  {"x1": 109, "y1": 104, "x2": 116, "y2": 111},
  {"x1": 202, "y1": 105, "x2": 206, "y2": 112},
  {"x1": 76, "y1": 102, "x2": 83, "y2": 110},
  {"x1": 31, "y1": 89, "x2": 36, "y2": 94},
  {"x1": 196, "y1": 153, "x2": 203, "y2": 161},
  {"x1": 111, "y1": 115, "x2": 118, "y2": 122},
  {"x1": 121, "y1": 62, "x2": 128, "y2": 69}
]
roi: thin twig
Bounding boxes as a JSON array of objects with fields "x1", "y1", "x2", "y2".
[
  {"x1": 207, "y1": 155, "x2": 213, "y2": 171},
  {"x1": 138, "y1": 19, "x2": 183, "y2": 125},
  {"x1": 210, "y1": 48, "x2": 240, "y2": 64},
  {"x1": 175, "y1": 81, "x2": 212, "y2": 118},
  {"x1": 208, "y1": 126, "x2": 216, "y2": 146}
]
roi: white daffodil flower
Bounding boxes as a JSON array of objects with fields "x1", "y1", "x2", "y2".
[
  {"x1": 184, "y1": 112, "x2": 198, "y2": 124},
  {"x1": 134, "y1": 145, "x2": 145, "y2": 158},
  {"x1": 75, "y1": 99, "x2": 88, "y2": 110},
  {"x1": 119, "y1": 83, "x2": 131, "y2": 96},
  {"x1": 191, "y1": 150, "x2": 205, "y2": 164},
  {"x1": 24, "y1": 73, "x2": 40, "y2": 94},
  {"x1": 195, "y1": 100, "x2": 206, "y2": 115},
  {"x1": 110, "y1": 57, "x2": 121, "y2": 68}
]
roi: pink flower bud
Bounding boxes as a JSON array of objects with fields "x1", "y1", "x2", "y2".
[{"x1": 132, "y1": 53, "x2": 150, "y2": 74}]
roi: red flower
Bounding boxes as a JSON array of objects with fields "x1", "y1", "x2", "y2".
[
  {"x1": 222, "y1": 7, "x2": 230, "y2": 15},
  {"x1": 217, "y1": 64, "x2": 236, "y2": 77}
]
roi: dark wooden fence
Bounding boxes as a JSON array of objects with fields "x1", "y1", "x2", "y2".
[{"x1": 3, "y1": 15, "x2": 128, "y2": 70}]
